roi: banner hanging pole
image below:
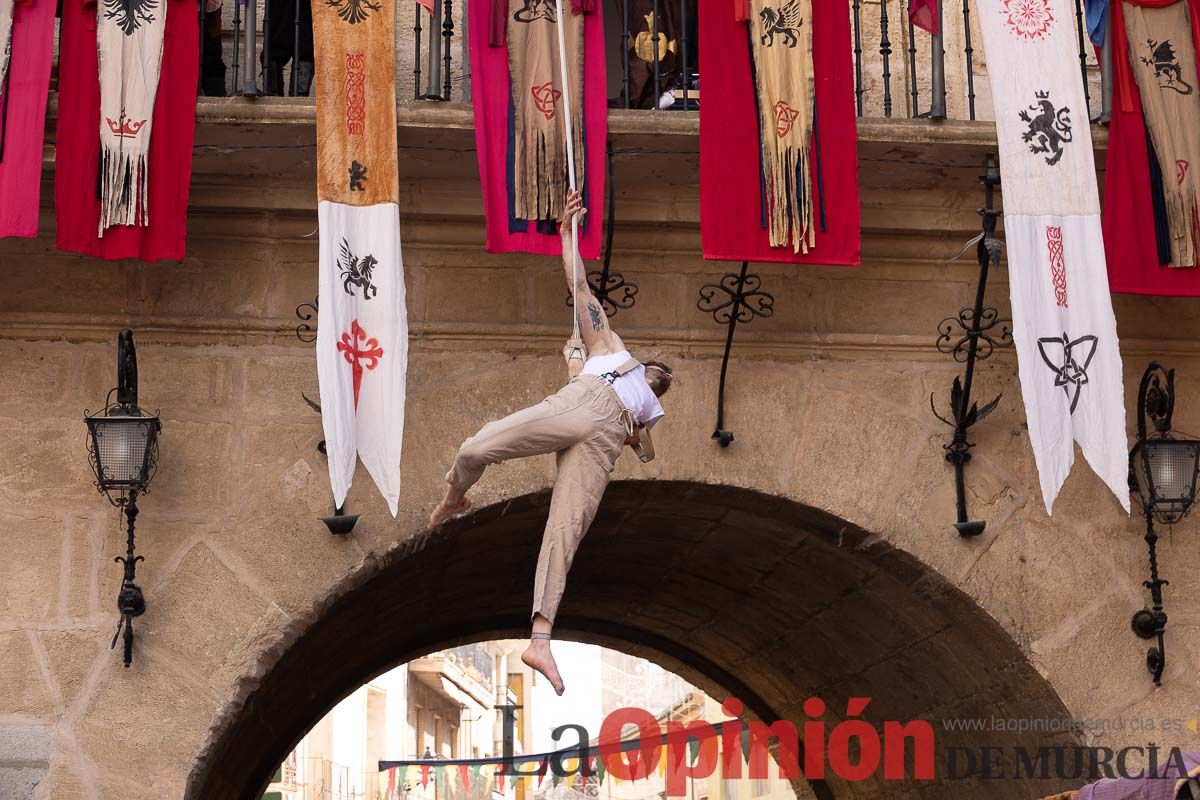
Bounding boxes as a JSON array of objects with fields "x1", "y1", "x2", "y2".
[{"x1": 553, "y1": 0, "x2": 582, "y2": 341}]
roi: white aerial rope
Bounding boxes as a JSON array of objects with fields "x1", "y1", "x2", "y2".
[{"x1": 553, "y1": 0, "x2": 588, "y2": 364}]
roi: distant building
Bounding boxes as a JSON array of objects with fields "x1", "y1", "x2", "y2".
[
  {"x1": 263, "y1": 642, "x2": 537, "y2": 800},
  {"x1": 564, "y1": 653, "x2": 800, "y2": 800},
  {"x1": 599, "y1": 651, "x2": 698, "y2": 720}
]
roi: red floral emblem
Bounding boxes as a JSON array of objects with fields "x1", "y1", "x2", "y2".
[
  {"x1": 774, "y1": 100, "x2": 800, "y2": 138},
  {"x1": 531, "y1": 82, "x2": 562, "y2": 120},
  {"x1": 337, "y1": 320, "x2": 384, "y2": 409},
  {"x1": 1003, "y1": 0, "x2": 1054, "y2": 40}
]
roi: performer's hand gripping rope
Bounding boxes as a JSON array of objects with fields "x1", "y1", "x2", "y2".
[{"x1": 553, "y1": 0, "x2": 588, "y2": 370}]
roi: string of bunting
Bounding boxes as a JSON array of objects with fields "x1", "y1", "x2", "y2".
[{"x1": 378, "y1": 719, "x2": 759, "y2": 793}]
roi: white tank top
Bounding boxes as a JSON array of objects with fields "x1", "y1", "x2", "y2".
[{"x1": 582, "y1": 350, "x2": 666, "y2": 428}]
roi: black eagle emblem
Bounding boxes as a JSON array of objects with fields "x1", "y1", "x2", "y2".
[
  {"x1": 326, "y1": 0, "x2": 382, "y2": 25},
  {"x1": 103, "y1": 0, "x2": 158, "y2": 35}
]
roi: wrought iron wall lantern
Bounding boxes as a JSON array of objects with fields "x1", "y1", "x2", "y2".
[
  {"x1": 696, "y1": 261, "x2": 775, "y2": 447},
  {"x1": 294, "y1": 296, "x2": 360, "y2": 535},
  {"x1": 1128, "y1": 361, "x2": 1200, "y2": 686},
  {"x1": 930, "y1": 155, "x2": 1012, "y2": 537},
  {"x1": 84, "y1": 330, "x2": 162, "y2": 668}
]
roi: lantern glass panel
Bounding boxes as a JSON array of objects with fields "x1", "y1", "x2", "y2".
[
  {"x1": 1133, "y1": 439, "x2": 1200, "y2": 521},
  {"x1": 88, "y1": 415, "x2": 158, "y2": 488}
]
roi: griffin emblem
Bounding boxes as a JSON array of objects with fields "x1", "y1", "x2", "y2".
[
  {"x1": 338, "y1": 239, "x2": 380, "y2": 299},
  {"x1": 759, "y1": 0, "x2": 803, "y2": 47}
]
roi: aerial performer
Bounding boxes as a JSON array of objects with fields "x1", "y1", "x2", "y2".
[{"x1": 428, "y1": 190, "x2": 674, "y2": 694}]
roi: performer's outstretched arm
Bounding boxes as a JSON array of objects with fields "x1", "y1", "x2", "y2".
[{"x1": 560, "y1": 190, "x2": 623, "y2": 357}]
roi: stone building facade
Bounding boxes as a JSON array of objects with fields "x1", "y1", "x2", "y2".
[{"x1": 0, "y1": 18, "x2": 1193, "y2": 800}]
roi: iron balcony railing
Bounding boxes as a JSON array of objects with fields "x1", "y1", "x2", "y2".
[
  {"x1": 60, "y1": 0, "x2": 1112, "y2": 122},
  {"x1": 435, "y1": 643, "x2": 495, "y2": 691},
  {"x1": 196, "y1": 0, "x2": 1113, "y2": 122}
]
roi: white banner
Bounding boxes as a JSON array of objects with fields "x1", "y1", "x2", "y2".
[
  {"x1": 316, "y1": 201, "x2": 408, "y2": 516},
  {"x1": 976, "y1": 0, "x2": 1130, "y2": 514}
]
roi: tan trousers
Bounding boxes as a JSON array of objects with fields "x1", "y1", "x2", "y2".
[{"x1": 445, "y1": 375, "x2": 630, "y2": 624}]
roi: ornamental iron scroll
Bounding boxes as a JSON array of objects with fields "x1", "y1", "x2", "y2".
[
  {"x1": 697, "y1": 261, "x2": 775, "y2": 447},
  {"x1": 296, "y1": 296, "x2": 318, "y2": 343},
  {"x1": 930, "y1": 155, "x2": 1013, "y2": 538},
  {"x1": 936, "y1": 305, "x2": 1011, "y2": 364}
]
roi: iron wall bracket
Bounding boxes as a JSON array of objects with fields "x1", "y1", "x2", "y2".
[
  {"x1": 294, "y1": 296, "x2": 360, "y2": 535},
  {"x1": 931, "y1": 155, "x2": 1012, "y2": 537},
  {"x1": 697, "y1": 261, "x2": 775, "y2": 447}
]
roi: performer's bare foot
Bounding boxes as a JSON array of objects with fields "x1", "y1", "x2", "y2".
[
  {"x1": 429, "y1": 495, "x2": 471, "y2": 528},
  {"x1": 522, "y1": 633, "x2": 565, "y2": 696}
]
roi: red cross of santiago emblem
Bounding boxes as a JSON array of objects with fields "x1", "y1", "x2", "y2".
[
  {"x1": 531, "y1": 82, "x2": 562, "y2": 120},
  {"x1": 337, "y1": 320, "x2": 384, "y2": 409},
  {"x1": 774, "y1": 100, "x2": 800, "y2": 138}
]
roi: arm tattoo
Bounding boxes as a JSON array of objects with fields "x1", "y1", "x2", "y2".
[{"x1": 587, "y1": 302, "x2": 605, "y2": 332}]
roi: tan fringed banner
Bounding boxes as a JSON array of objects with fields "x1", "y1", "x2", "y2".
[
  {"x1": 313, "y1": 0, "x2": 399, "y2": 205},
  {"x1": 748, "y1": 0, "x2": 815, "y2": 253},
  {"x1": 1124, "y1": 0, "x2": 1200, "y2": 267},
  {"x1": 507, "y1": 0, "x2": 585, "y2": 222}
]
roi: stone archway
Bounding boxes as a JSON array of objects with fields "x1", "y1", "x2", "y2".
[{"x1": 185, "y1": 481, "x2": 1080, "y2": 800}]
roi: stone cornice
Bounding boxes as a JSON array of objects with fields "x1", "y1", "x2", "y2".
[{"x1": 0, "y1": 312, "x2": 1183, "y2": 359}]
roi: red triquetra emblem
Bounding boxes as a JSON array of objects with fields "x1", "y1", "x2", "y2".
[
  {"x1": 531, "y1": 82, "x2": 562, "y2": 120},
  {"x1": 774, "y1": 100, "x2": 800, "y2": 138}
]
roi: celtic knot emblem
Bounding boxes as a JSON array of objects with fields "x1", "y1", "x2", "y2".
[
  {"x1": 1046, "y1": 225, "x2": 1067, "y2": 308},
  {"x1": 1037, "y1": 332, "x2": 1098, "y2": 414},
  {"x1": 531, "y1": 83, "x2": 562, "y2": 120},
  {"x1": 773, "y1": 100, "x2": 801, "y2": 138}
]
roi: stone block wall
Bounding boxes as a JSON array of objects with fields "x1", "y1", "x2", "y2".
[{"x1": 0, "y1": 108, "x2": 1196, "y2": 799}]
